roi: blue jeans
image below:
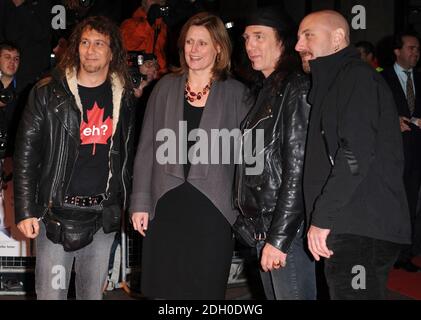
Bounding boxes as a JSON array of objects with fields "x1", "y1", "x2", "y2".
[
  {"x1": 35, "y1": 222, "x2": 115, "y2": 300},
  {"x1": 256, "y1": 225, "x2": 316, "y2": 300}
]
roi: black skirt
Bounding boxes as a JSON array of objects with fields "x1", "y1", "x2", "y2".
[{"x1": 140, "y1": 182, "x2": 234, "y2": 299}]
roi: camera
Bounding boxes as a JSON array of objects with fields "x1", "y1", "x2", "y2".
[
  {"x1": 127, "y1": 51, "x2": 156, "y2": 87},
  {"x1": 159, "y1": 5, "x2": 170, "y2": 18},
  {"x1": 147, "y1": 3, "x2": 170, "y2": 26},
  {"x1": 153, "y1": 0, "x2": 206, "y2": 28},
  {"x1": 0, "y1": 81, "x2": 16, "y2": 105}
]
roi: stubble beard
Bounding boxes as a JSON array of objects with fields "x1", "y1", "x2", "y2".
[
  {"x1": 81, "y1": 62, "x2": 102, "y2": 73},
  {"x1": 301, "y1": 60, "x2": 311, "y2": 74}
]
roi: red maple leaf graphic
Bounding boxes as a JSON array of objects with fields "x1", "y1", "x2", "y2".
[{"x1": 80, "y1": 102, "x2": 112, "y2": 155}]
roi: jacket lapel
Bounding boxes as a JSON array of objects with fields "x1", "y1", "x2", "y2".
[
  {"x1": 164, "y1": 74, "x2": 186, "y2": 180},
  {"x1": 390, "y1": 68, "x2": 410, "y2": 115},
  {"x1": 52, "y1": 72, "x2": 80, "y2": 141},
  {"x1": 163, "y1": 74, "x2": 225, "y2": 181},
  {"x1": 188, "y1": 79, "x2": 224, "y2": 180}
]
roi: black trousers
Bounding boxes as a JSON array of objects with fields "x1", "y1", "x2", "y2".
[
  {"x1": 400, "y1": 132, "x2": 421, "y2": 261},
  {"x1": 325, "y1": 234, "x2": 402, "y2": 300}
]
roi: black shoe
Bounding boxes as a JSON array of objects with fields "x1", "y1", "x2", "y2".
[{"x1": 394, "y1": 260, "x2": 421, "y2": 272}]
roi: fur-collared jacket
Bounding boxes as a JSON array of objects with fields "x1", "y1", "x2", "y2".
[{"x1": 14, "y1": 68, "x2": 136, "y2": 223}]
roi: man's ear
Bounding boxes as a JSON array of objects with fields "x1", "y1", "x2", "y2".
[
  {"x1": 394, "y1": 48, "x2": 400, "y2": 59},
  {"x1": 333, "y1": 28, "x2": 346, "y2": 48},
  {"x1": 276, "y1": 41, "x2": 284, "y2": 60}
]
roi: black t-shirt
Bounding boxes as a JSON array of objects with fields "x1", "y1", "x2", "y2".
[
  {"x1": 66, "y1": 80, "x2": 113, "y2": 196},
  {"x1": 183, "y1": 99, "x2": 203, "y2": 177}
]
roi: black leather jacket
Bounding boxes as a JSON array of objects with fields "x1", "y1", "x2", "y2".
[
  {"x1": 234, "y1": 72, "x2": 311, "y2": 253},
  {"x1": 13, "y1": 69, "x2": 135, "y2": 224}
]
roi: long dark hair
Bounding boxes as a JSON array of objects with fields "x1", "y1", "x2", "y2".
[
  {"x1": 58, "y1": 16, "x2": 130, "y2": 88},
  {"x1": 243, "y1": 9, "x2": 301, "y2": 98}
]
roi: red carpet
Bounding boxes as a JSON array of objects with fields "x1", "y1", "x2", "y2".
[{"x1": 387, "y1": 256, "x2": 421, "y2": 300}]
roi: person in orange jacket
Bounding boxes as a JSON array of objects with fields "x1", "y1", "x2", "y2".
[{"x1": 121, "y1": 0, "x2": 167, "y2": 77}]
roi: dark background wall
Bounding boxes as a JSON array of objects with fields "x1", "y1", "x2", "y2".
[
  {"x1": 218, "y1": 0, "x2": 421, "y2": 67},
  {"x1": 221, "y1": 0, "x2": 395, "y2": 44}
]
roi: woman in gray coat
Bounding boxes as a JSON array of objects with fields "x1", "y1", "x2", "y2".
[{"x1": 129, "y1": 12, "x2": 250, "y2": 299}]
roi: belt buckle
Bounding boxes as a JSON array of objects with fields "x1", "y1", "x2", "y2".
[{"x1": 76, "y1": 196, "x2": 83, "y2": 206}]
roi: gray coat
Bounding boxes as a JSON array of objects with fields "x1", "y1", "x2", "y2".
[{"x1": 130, "y1": 73, "x2": 250, "y2": 225}]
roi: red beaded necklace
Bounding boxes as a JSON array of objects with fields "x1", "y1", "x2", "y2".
[{"x1": 185, "y1": 80, "x2": 211, "y2": 103}]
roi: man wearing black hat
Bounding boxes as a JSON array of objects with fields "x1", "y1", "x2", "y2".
[{"x1": 234, "y1": 7, "x2": 316, "y2": 300}]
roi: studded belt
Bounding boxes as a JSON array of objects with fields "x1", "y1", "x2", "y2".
[{"x1": 64, "y1": 193, "x2": 107, "y2": 207}]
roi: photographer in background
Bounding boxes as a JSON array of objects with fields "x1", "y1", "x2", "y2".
[
  {"x1": 120, "y1": 0, "x2": 167, "y2": 77},
  {"x1": 58, "y1": 0, "x2": 124, "y2": 26},
  {"x1": 0, "y1": 42, "x2": 20, "y2": 159},
  {"x1": 0, "y1": 42, "x2": 20, "y2": 230},
  {"x1": 0, "y1": 0, "x2": 51, "y2": 93},
  {"x1": 128, "y1": 51, "x2": 159, "y2": 96}
]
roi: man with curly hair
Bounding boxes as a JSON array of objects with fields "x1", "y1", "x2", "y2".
[{"x1": 13, "y1": 16, "x2": 141, "y2": 300}]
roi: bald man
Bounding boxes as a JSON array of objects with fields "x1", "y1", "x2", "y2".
[{"x1": 296, "y1": 11, "x2": 411, "y2": 299}]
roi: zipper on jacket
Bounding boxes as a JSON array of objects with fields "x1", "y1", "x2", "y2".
[
  {"x1": 237, "y1": 114, "x2": 272, "y2": 215},
  {"x1": 121, "y1": 126, "x2": 132, "y2": 210},
  {"x1": 103, "y1": 126, "x2": 131, "y2": 209},
  {"x1": 48, "y1": 128, "x2": 66, "y2": 205},
  {"x1": 63, "y1": 148, "x2": 79, "y2": 196},
  {"x1": 321, "y1": 129, "x2": 335, "y2": 166},
  {"x1": 243, "y1": 115, "x2": 272, "y2": 136},
  {"x1": 237, "y1": 133, "x2": 245, "y2": 216},
  {"x1": 47, "y1": 97, "x2": 70, "y2": 204},
  {"x1": 37, "y1": 204, "x2": 51, "y2": 222}
]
